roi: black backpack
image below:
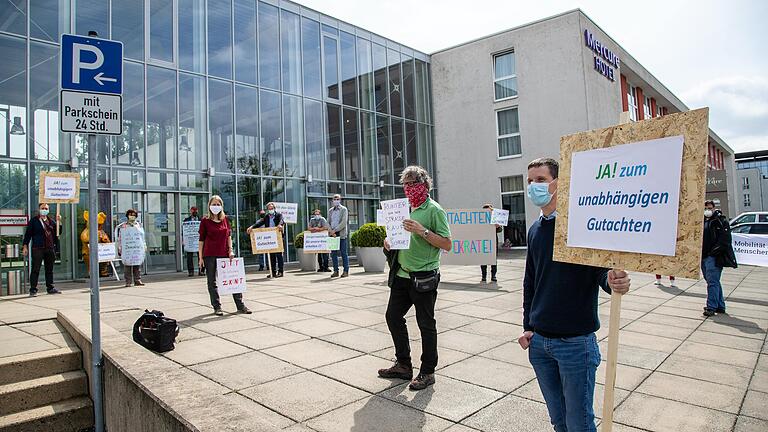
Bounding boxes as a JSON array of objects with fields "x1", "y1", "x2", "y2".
[{"x1": 132, "y1": 310, "x2": 179, "y2": 353}]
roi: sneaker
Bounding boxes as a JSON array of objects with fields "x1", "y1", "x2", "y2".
[
  {"x1": 29, "y1": 290, "x2": 38, "y2": 297},
  {"x1": 331, "y1": 271, "x2": 339, "y2": 278},
  {"x1": 340, "y1": 271, "x2": 349, "y2": 278},
  {"x1": 317, "y1": 268, "x2": 323, "y2": 272},
  {"x1": 491, "y1": 276, "x2": 497, "y2": 282},
  {"x1": 323, "y1": 268, "x2": 333, "y2": 272},
  {"x1": 135, "y1": 281, "x2": 145, "y2": 286},
  {"x1": 715, "y1": 308, "x2": 726, "y2": 314},
  {"x1": 703, "y1": 309, "x2": 715, "y2": 317},
  {"x1": 238, "y1": 307, "x2": 252, "y2": 315},
  {"x1": 214, "y1": 308, "x2": 224, "y2": 316},
  {"x1": 409, "y1": 373, "x2": 435, "y2": 391},
  {"x1": 277, "y1": 272, "x2": 284, "y2": 278},
  {"x1": 377, "y1": 361, "x2": 413, "y2": 380},
  {"x1": 669, "y1": 283, "x2": 677, "y2": 288},
  {"x1": 654, "y1": 280, "x2": 661, "y2": 286},
  {"x1": 46, "y1": 288, "x2": 61, "y2": 295},
  {"x1": 481, "y1": 277, "x2": 487, "y2": 282}
]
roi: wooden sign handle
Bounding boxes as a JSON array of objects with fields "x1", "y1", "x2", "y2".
[
  {"x1": 601, "y1": 270, "x2": 624, "y2": 432},
  {"x1": 267, "y1": 253, "x2": 273, "y2": 278},
  {"x1": 56, "y1": 204, "x2": 61, "y2": 236}
]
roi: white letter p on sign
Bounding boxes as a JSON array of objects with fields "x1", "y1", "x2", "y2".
[{"x1": 72, "y1": 43, "x2": 104, "y2": 84}]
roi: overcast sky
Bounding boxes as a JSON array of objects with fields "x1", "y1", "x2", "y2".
[{"x1": 300, "y1": 0, "x2": 767, "y2": 153}]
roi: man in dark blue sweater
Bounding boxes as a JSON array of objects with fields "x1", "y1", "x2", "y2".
[{"x1": 518, "y1": 158, "x2": 630, "y2": 432}]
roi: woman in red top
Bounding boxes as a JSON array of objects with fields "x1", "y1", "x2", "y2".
[{"x1": 198, "y1": 195, "x2": 251, "y2": 316}]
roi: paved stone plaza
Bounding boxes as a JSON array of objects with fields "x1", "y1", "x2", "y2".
[{"x1": 1, "y1": 254, "x2": 766, "y2": 431}]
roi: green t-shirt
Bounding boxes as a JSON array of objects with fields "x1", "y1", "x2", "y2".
[{"x1": 396, "y1": 198, "x2": 452, "y2": 278}]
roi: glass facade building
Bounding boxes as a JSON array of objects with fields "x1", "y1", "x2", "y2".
[{"x1": 0, "y1": 0, "x2": 434, "y2": 279}]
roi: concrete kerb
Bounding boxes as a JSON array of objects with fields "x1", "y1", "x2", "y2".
[{"x1": 56, "y1": 309, "x2": 279, "y2": 432}]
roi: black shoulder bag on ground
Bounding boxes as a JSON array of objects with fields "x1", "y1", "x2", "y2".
[{"x1": 132, "y1": 310, "x2": 179, "y2": 353}]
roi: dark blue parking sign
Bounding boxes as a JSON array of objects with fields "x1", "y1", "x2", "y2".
[{"x1": 60, "y1": 34, "x2": 123, "y2": 95}]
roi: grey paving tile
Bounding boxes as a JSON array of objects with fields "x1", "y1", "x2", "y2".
[
  {"x1": 327, "y1": 309, "x2": 385, "y2": 327},
  {"x1": 288, "y1": 302, "x2": 355, "y2": 317},
  {"x1": 675, "y1": 341, "x2": 759, "y2": 369},
  {"x1": 0, "y1": 333, "x2": 58, "y2": 357},
  {"x1": 438, "y1": 330, "x2": 506, "y2": 355},
  {"x1": 687, "y1": 330, "x2": 765, "y2": 352},
  {"x1": 224, "y1": 392, "x2": 295, "y2": 429},
  {"x1": 262, "y1": 339, "x2": 360, "y2": 369},
  {"x1": 438, "y1": 356, "x2": 535, "y2": 392},
  {"x1": 622, "y1": 320, "x2": 695, "y2": 340},
  {"x1": 462, "y1": 394, "x2": 553, "y2": 432},
  {"x1": 616, "y1": 330, "x2": 682, "y2": 353},
  {"x1": 219, "y1": 325, "x2": 310, "y2": 350},
  {"x1": 162, "y1": 336, "x2": 251, "y2": 366},
  {"x1": 636, "y1": 371, "x2": 746, "y2": 413},
  {"x1": 598, "y1": 342, "x2": 669, "y2": 370},
  {"x1": 614, "y1": 392, "x2": 736, "y2": 431},
  {"x1": 191, "y1": 351, "x2": 302, "y2": 390},
  {"x1": 10, "y1": 319, "x2": 66, "y2": 336},
  {"x1": 735, "y1": 415, "x2": 768, "y2": 432},
  {"x1": 189, "y1": 315, "x2": 265, "y2": 334},
  {"x1": 751, "y1": 370, "x2": 768, "y2": 393},
  {"x1": 315, "y1": 354, "x2": 408, "y2": 393},
  {"x1": 741, "y1": 390, "x2": 768, "y2": 421},
  {"x1": 251, "y1": 309, "x2": 316, "y2": 325},
  {"x1": 371, "y1": 345, "x2": 473, "y2": 371},
  {"x1": 479, "y1": 341, "x2": 532, "y2": 367},
  {"x1": 596, "y1": 361, "x2": 653, "y2": 391},
  {"x1": 279, "y1": 317, "x2": 358, "y2": 338},
  {"x1": 457, "y1": 319, "x2": 519, "y2": 339},
  {"x1": 320, "y1": 327, "x2": 393, "y2": 353}
]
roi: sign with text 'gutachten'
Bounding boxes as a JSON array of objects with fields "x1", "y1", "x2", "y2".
[{"x1": 441, "y1": 209, "x2": 496, "y2": 266}]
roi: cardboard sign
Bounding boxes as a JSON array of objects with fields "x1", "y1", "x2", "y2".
[
  {"x1": 303, "y1": 231, "x2": 330, "y2": 253},
  {"x1": 376, "y1": 209, "x2": 385, "y2": 226},
  {"x1": 490, "y1": 209, "x2": 509, "y2": 226},
  {"x1": 327, "y1": 237, "x2": 340, "y2": 251},
  {"x1": 566, "y1": 135, "x2": 684, "y2": 256},
  {"x1": 274, "y1": 202, "x2": 298, "y2": 224},
  {"x1": 216, "y1": 258, "x2": 247, "y2": 295},
  {"x1": 441, "y1": 209, "x2": 496, "y2": 266},
  {"x1": 553, "y1": 108, "x2": 709, "y2": 278},
  {"x1": 97, "y1": 243, "x2": 117, "y2": 262},
  {"x1": 732, "y1": 234, "x2": 768, "y2": 267},
  {"x1": 119, "y1": 224, "x2": 146, "y2": 266},
  {"x1": 39, "y1": 172, "x2": 81, "y2": 203},
  {"x1": 381, "y1": 198, "x2": 411, "y2": 250},
  {"x1": 182, "y1": 220, "x2": 201, "y2": 252},
  {"x1": 250, "y1": 227, "x2": 284, "y2": 254}
]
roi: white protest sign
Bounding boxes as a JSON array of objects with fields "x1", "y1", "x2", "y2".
[
  {"x1": 250, "y1": 228, "x2": 284, "y2": 254},
  {"x1": 566, "y1": 135, "x2": 684, "y2": 256},
  {"x1": 182, "y1": 220, "x2": 201, "y2": 252},
  {"x1": 376, "y1": 209, "x2": 385, "y2": 226},
  {"x1": 490, "y1": 209, "x2": 509, "y2": 226},
  {"x1": 732, "y1": 233, "x2": 768, "y2": 267},
  {"x1": 97, "y1": 243, "x2": 117, "y2": 262},
  {"x1": 442, "y1": 209, "x2": 496, "y2": 266},
  {"x1": 274, "y1": 202, "x2": 298, "y2": 224},
  {"x1": 119, "y1": 224, "x2": 146, "y2": 266},
  {"x1": 327, "y1": 237, "x2": 340, "y2": 251},
  {"x1": 39, "y1": 172, "x2": 81, "y2": 203},
  {"x1": 381, "y1": 198, "x2": 411, "y2": 250},
  {"x1": 303, "y1": 231, "x2": 330, "y2": 253},
  {"x1": 216, "y1": 258, "x2": 247, "y2": 295}
]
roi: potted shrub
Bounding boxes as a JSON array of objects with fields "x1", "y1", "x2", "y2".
[
  {"x1": 350, "y1": 223, "x2": 387, "y2": 272},
  {"x1": 294, "y1": 231, "x2": 317, "y2": 272}
]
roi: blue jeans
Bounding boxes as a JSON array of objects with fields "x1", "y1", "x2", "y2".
[
  {"x1": 702, "y1": 256, "x2": 725, "y2": 311},
  {"x1": 331, "y1": 238, "x2": 349, "y2": 272},
  {"x1": 529, "y1": 333, "x2": 600, "y2": 432}
]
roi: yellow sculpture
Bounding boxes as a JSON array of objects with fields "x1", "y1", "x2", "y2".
[{"x1": 81, "y1": 211, "x2": 111, "y2": 276}]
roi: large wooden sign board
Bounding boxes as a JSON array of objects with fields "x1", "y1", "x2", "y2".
[
  {"x1": 250, "y1": 227, "x2": 284, "y2": 254},
  {"x1": 38, "y1": 171, "x2": 81, "y2": 203},
  {"x1": 553, "y1": 108, "x2": 709, "y2": 278}
]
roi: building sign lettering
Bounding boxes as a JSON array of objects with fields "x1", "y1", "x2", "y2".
[{"x1": 584, "y1": 30, "x2": 620, "y2": 82}]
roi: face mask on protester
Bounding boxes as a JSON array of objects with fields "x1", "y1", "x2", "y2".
[
  {"x1": 332, "y1": 200, "x2": 341, "y2": 207},
  {"x1": 209, "y1": 205, "x2": 222, "y2": 215},
  {"x1": 527, "y1": 182, "x2": 553, "y2": 207},
  {"x1": 704, "y1": 209, "x2": 713, "y2": 218},
  {"x1": 268, "y1": 209, "x2": 275, "y2": 215},
  {"x1": 404, "y1": 182, "x2": 429, "y2": 208},
  {"x1": 312, "y1": 214, "x2": 321, "y2": 219},
  {"x1": 128, "y1": 215, "x2": 137, "y2": 222},
  {"x1": 39, "y1": 209, "x2": 49, "y2": 216}
]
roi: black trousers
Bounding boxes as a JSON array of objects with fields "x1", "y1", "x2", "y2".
[
  {"x1": 480, "y1": 265, "x2": 497, "y2": 278},
  {"x1": 203, "y1": 256, "x2": 244, "y2": 310},
  {"x1": 269, "y1": 253, "x2": 284, "y2": 274},
  {"x1": 186, "y1": 252, "x2": 205, "y2": 275},
  {"x1": 385, "y1": 275, "x2": 439, "y2": 374},
  {"x1": 316, "y1": 253, "x2": 329, "y2": 270},
  {"x1": 30, "y1": 248, "x2": 55, "y2": 292}
]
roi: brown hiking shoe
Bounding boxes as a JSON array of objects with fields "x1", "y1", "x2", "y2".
[
  {"x1": 409, "y1": 373, "x2": 435, "y2": 390},
  {"x1": 377, "y1": 361, "x2": 413, "y2": 380}
]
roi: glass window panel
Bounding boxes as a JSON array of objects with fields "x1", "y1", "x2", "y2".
[
  {"x1": 112, "y1": 168, "x2": 145, "y2": 188},
  {"x1": 405, "y1": 121, "x2": 417, "y2": 166},
  {"x1": 391, "y1": 119, "x2": 404, "y2": 175},
  {"x1": 233, "y1": 0, "x2": 257, "y2": 84},
  {"x1": 207, "y1": 0, "x2": 232, "y2": 78},
  {"x1": 0, "y1": 35, "x2": 25, "y2": 159},
  {"x1": 147, "y1": 171, "x2": 176, "y2": 189},
  {"x1": 30, "y1": 42, "x2": 66, "y2": 162},
  {"x1": 178, "y1": 73, "x2": 207, "y2": 171},
  {"x1": 340, "y1": 32, "x2": 357, "y2": 107},
  {"x1": 258, "y1": 1, "x2": 280, "y2": 90},
  {"x1": 281, "y1": 10, "x2": 302, "y2": 95},
  {"x1": 415, "y1": 60, "x2": 428, "y2": 123},
  {"x1": 402, "y1": 56, "x2": 415, "y2": 120},
  {"x1": 376, "y1": 115, "x2": 391, "y2": 185},
  {"x1": 112, "y1": 0, "x2": 143, "y2": 60},
  {"x1": 417, "y1": 124, "x2": 429, "y2": 171},
  {"x1": 326, "y1": 104, "x2": 342, "y2": 180},
  {"x1": 209, "y1": 79, "x2": 234, "y2": 173},
  {"x1": 323, "y1": 35, "x2": 339, "y2": 100},
  {"x1": 495, "y1": 77, "x2": 518, "y2": 100},
  {"x1": 236, "y1": 176, "x2": 261, "y2": 263},
  {"x1": 373, "y1": 44, "x2": 388, "y2": 114},
  {"x1": 113, "y1": 62, "x2": 145, "y2": 166},
  {"x1": 263, "y1": 177, "x2": 285, "y2": 205},
  {"x1": 178, "y1": 0, "x2": 206, "y2": 73},
  {"x1": 235, "y1": 85, "x2": 259, "y2": 174},
  {"x1": 305, "y1": 97, "x2": 325, "y2": 181},
  {"x1": 179, "y1": 173, "x2": 208, "y2": 190},
  {"x1": 301, "y1": 18, "x2": 322, "y2": 99},
  {"x1": 0, "y1": 0, "x2": 26, "y2": 35},
  {"x1": 75, "y1": 0, "x2": 107, "y2": 36},
  {"x1": 388, "y1": 49, "x2": 402, "y2": 118},
  {"x1": 426, "y1": 63, "x2": 433, "y2": 124},
  {"x1": 494, "y1": 52, "x2": 515, "y2": 78},
  {"x1": 0, "y1": 162, "x2": 26, "y2": 211},
  {"x1": 497, "y1": 108, "x2": 520, "y2": 135},
  {"x1": 149, "y1": 0, "x2": 173, "y2": 62},
  {"x1": 343, "y1": 108, "x2": 360, "y2": 181},
  {"x1": 146, "y1": 66, "x2": 177, "y2": 169},
  {"x1": 361, "y1": 112, "x2": 376, "y2": 183},
  {"x1": 284, "y1": 179, "x2": 305, "y2": 259},
  {"x1": 283, "y1": 95, "x2": 305, "y2": 177},
  {"x1": 30, "y1": 0, "x2": 70, "y2": 42},
  {"x1": 501, "y1": 175, "x2": 524, "y2": 192},
  {"x1": 307, "y1": 181, "x2": 325, "y2": 196},
  {"x1": 328, "y1": 182, "x2": 343, "y2": 195},
  {"x1": 260, "y1": 90, "x2": 283, "y2": 176},
  {"x1": 346, "y1": 183, "x2": 361, "y2": 196},
  {"x1": 212, "y1": 175, "x2": 236, "y2": 241},
  {"x1": 501, "y1": 193, "x2": 526, "y2": 247},
  {"x1": 357, "y1": 38, "x2": 374, "y2": 111},
  {"x1": 498, "y1": 136, "x2": 521, "y2": 157}
]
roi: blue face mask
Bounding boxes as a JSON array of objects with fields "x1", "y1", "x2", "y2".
[{"x1": 527, "y1": 182, "x2": 552, "y2": 207}]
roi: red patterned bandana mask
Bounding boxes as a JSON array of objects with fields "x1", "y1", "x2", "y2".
[{"x1": 404, "y1": 183, "x2": 429, "y2": 208}]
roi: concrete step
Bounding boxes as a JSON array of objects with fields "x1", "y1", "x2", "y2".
[
  {"x1": 0, "y1": 396, "x2": 93, "y2": 432},
  {"x1": 0, "y1": 347, "x2": 81, "y2": 386},
  {"x1": 0, "y1": 371, "x2": 88, "y2": 416}
]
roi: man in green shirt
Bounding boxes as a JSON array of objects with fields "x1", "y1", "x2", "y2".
[{"x1": 378, "y1": 166, "x2": 452, "y2": 391}]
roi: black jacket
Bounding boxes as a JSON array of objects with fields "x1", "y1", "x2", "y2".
[
  {"x1": 250, "y1": 212, "x2": 284, "y2": 230},
  {"x1": 384, "y1": 248, "x2": 401, "y2": 288},
  {"x1": 703, "y1": 210, "x2": 737, "y2": 268},
  {"x1": 22, "y1": 215, "x2": 61, "y2": 251}
]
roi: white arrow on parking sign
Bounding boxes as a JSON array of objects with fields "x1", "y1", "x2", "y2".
[{"x1": 93, "y1": 72, "x2": 117, "y2": 86}]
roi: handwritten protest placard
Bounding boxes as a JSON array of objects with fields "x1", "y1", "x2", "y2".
[
  {"x1": 327, "y1": 237, "x2": 340, "y2": 251},
  {"x1": 216, "y1": 258, "x2": 246, "y2": 295},
  {"x1": 303, "y1": 231, "x2": 330, "y2": 253},
  {"x1": 97, "y1": 243, "x2": 117, "y2": 262},
  {"x1": 381, "y1": 198, "x2": 410, "y2": 250},
  {"x1": 376, "y1": 209, "x2": 385, "y2": 226},
  {"x1": 182, "y1": 220, "x2": 201, "y2": 252},
  {"x1": 250, "y1": 227, "x2": 284, "y2": 254},
  {"x1": 274, "y1": 202, "x2": 298, "y2": 224},
  {"x1": 441, "y1": 209, "x2": 496, "y2": 266},
  {"x1": 490, "y1": 209, "x2": 509, "y2": 226},
  {"x1": 39, "y1": 172, "x2": 81, "y2": 203},
  {"x1": 119, "y1": 224, "x2": 146, "y2": 266}
]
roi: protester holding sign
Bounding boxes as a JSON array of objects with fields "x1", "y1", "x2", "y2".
[
  {"x1": 328, "y1": 194, "x2": 350, "y2": 278},
  {"x1": 247, "y1": 203, "x2": 285, "y2": 278},
  {"x1": 116, "y1": 209, "x2": 147, "y2": 287},
  {"x1": 199, "y1": 195, "x2": 251, "y2": 316},
  {"x1": 378, "y1": 166, "x2": 452, "y2": 391},
  {"x1": 701, "y1": 200, "x2": 737, "y2": 317},
  {"x1": 183, "y1": 207, "x2": 204, "y2": 277},
  {"x1": 308, "y1": 209, "x2": 332, "y2": 272},
  {"x1": 517, "y1": 158, "x2": 630, "y2": 432},
  {"x1": 480, "y1": 204, "x2": 503, "y2": 283},
  {"x1": 22, "y1": 203, "x2": 62, "y2": 296}
]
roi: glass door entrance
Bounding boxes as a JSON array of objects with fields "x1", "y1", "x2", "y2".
[{"x1": 144, "y1": 193, "x2": 177, "y2": 273}]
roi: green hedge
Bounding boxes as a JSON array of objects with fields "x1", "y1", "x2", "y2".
[
  {"x1": 294, "y1": 231, "x2": 305, "y2": 248},
  {"x1": 350, "y1": 223, "x2": 387, "y2": 248}
]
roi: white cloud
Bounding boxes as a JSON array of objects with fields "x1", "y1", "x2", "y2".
[
  {"x1": 682, "y1": 76, "x2": 768, "y2": 119},
  {"x1": 726, "y1": 135, "x2": 768, "y2": 153}
]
